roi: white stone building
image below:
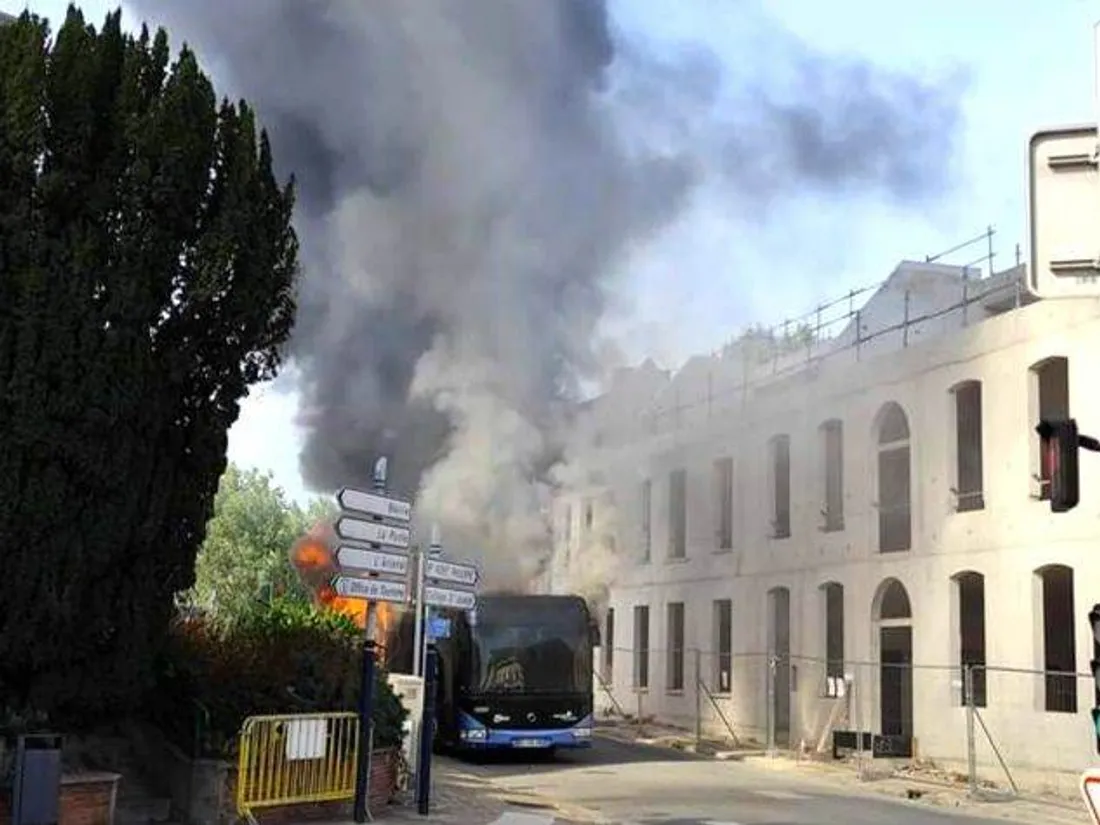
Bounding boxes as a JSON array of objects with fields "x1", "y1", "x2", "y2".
[{"x1": 545, "y1": 258, "x2": 1100, "y2": 786}]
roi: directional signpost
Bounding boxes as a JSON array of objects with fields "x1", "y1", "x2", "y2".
[
  {"x1": 335, "y1": 515, "x2": 411, "y2": 550},
  {"x1": 422, "y1": 556, "x2": 479, "y2": 606},
  {"x1": 334, "y1": 457, "x2": 415, "y2": 824},
  {"x1": 335, "y1": 546, "x2": 409, "y2": 577},
  {"x1": 324, "y1": 459, "x2": 482, "y2": 820},
  {"x1": 338, "y1": 487, "x2": 413, "y2": 522},
  {"x1": 422, "y1": 585, "x2": 477, "y2": 611},
  {"x1": 411, "y1": 545, "x2": 478, "y2": 818},
  {"x1": 335, "y1": 576, "x2": 408, "y2": 603}
]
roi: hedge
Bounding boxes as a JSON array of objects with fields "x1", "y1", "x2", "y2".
[{"x1": 149, "y1": 597, "x2": 407, "y2": 759}]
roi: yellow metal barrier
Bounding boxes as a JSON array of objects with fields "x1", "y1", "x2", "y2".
[{"x1": 236, "y1": 712, "x2": 361, "y2": 824}]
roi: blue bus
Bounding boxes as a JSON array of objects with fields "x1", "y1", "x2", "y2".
[{"x1": 385, "y1": 593, "x2": 599, "y2": 753}]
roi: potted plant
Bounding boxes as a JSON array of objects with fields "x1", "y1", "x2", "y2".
[{"x1": 367, "y1": 666, "x2": 409, "y2": 807}]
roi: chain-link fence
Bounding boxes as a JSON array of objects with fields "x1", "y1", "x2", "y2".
[{"x1": 593, "y1": 647, "x2": 1093, "y2": 799}]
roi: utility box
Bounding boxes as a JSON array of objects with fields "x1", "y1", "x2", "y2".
[
  {"x1": 387, "y1": 674, "x2": 424, "y2": 789},
  {"x1": 11, "y1": 734, "x2": 63, "y2": 825}
]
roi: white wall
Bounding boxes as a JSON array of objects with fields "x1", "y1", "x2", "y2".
[{"x1": 555, "y1": 265, "x2": 1100, "y2": 780}]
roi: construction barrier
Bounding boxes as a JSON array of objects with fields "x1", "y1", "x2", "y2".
[{"x1": 235, "y1": 712, "x2": 362, "y2": 824}]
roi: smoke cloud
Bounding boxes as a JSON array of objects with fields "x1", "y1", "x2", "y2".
[{"x1": 127, "y1": 0, "x2": 964, "y2": 590}]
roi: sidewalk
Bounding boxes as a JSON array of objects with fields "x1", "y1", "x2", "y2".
[{"x1": 596, "y1": 719, "x2": 1090, "y2": 825}]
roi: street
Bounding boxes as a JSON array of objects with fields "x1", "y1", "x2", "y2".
[{"x1": 431, "y1": 735, "x2": 1086, "y2": 825}]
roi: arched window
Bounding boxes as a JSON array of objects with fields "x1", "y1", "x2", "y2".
[
  {"x1": 952, "y1": 571, "x2": 986, "y2": 706},
  {"x1": 872, "y1": 577, "x2": 913, "y2": 737},
  {"x1": 1029, "y1": 357, "x2": 1069, "y2": 500},
  {"x1": 1036, "y1": 564, "x2": 1076, "y2": 713}
]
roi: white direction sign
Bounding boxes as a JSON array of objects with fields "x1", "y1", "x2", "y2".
[
  {"x1": 334, "y1": 576, "x2": 408, "y2": 604},
  {"x1": 1027, "y1": 124, "x2": 1100, "y2": 299},
  {"x1": 423, "y1": 585, "x2": 477, "y2": 610},
  {"x1": 335, "y1": 515, "x2": 410, "y2": 549},
  {"x1": 337, "y1": 487, "x2": 412, "y2": 523},
  {"x1": 1081, "y1": 766, "x2": 1100, "y2": 824},
  {"x1": 335, "y1": 545, "x2": 409, "y2": 577},
  {"x1": 424, "y1": 558, "x2": 479, "y2": 587}
]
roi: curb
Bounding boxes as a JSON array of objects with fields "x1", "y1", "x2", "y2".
[{"x1": 594, "y1": 729, "x2": 1084, "y2": 825}]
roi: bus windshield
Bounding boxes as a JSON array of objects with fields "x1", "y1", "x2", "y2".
[{"x1": 465, "y1": 599, "x2": 592, "y2": 694}]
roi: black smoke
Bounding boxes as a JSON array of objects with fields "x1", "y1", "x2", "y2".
[{"x1": 125, "y1": 0, "x2": 963, "y2": 580}]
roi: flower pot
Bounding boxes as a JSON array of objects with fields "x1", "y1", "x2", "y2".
[{"x1": 367, "y1": 748, "x2": 398, "y2": 810}]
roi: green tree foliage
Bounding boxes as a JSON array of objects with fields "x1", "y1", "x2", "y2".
[
  {"x1": 184, "y1": 464, "x2": 334, "y2": 625},
  {"x1": 156, "y1": 597, "x2": 408, "y2": 757},
  {"x1": 0, "y1": 7, "x2": 299, "y2": 723}
]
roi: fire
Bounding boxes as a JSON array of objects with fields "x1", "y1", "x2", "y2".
[{"x1": 288, "y1": 518, "x2": 396, "y2": 645}]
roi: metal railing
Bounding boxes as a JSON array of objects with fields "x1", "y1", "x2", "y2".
[
  {"x1": 585, "y1": 228, "x2": 1030, "y2": 446},
  {"x1": 235, "y1": 711, "x2": 368, "y2": 824},
  {"x1": 595, "y1": 647, "x2": 1094, "y2": 801}
]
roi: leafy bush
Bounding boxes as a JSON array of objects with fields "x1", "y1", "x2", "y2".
[{"x1": 150, "y1": 597, "x2": 407, "y2": 758}]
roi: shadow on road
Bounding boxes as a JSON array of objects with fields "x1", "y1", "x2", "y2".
[{"x1": 443, "y1": 733, "x2": 704, "y2": 778}]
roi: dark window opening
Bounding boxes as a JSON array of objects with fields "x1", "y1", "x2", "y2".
[
  {"x1": 953, "y1": 382, "x2": 985, "y2": 512},
  {"x1": 633, "y1": 605, "x2": 649, "y2": 690},
  {"x1": 770, "y1": 435, "x2": 791, "y2": 539},
  {"x1": 956, "y1": 572, "x2": 987, "y2": 707},
  {"x1": 713, "y1": 599, "x2": 731, "y2": 694},
  {"x1": 666, "y1": 602, "x2": 685, "y2": 692}
]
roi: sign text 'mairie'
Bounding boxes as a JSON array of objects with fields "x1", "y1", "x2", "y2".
[{"x1": 337, "y1": 487, "x2": 412, "y2": 522}]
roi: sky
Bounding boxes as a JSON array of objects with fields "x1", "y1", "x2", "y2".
[{"x1": 3, "y1": 0, "x2": 1099, "y2": 505}]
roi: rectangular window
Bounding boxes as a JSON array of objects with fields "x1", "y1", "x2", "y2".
[
  {"x1": 604, "y1": 608, "x2": 614, "y2": 682},
  {"x1": 668, "y1": 469, "x2": 687, "y2": 559},
  {"x1": 666, "y1": 602, "x2": 685, "y2": 692},
  {"x1": 713, "y1": 457, "x2": 734, "y2": 550},
  {"x1": 1034, "y1": 357, "x2": 1069, "y2": 500},
  {"x1": 824, "y1": 584, "x2": 844, "y2": 697},
  {"x1": 641, "y1": 480, "x2": 652, "y2": 562},
  {"x1": 954, "y1": 382, "x2": 985, "y2": 512},
  {"x1": 633, "y1": 606, "x2": 650, "y2": 689},
  {"x1": 957, "y1": 575, "x2": 986, "y2": 707},
  {"x1": 822, "y1": 421, "x2": 844, "y2": 531},
  {"x1": 713, "y1": 599, "x2": 732, "y2": 694},
  {"x1": 770, "y1": 435, "x2": 791, "y2": 538}
]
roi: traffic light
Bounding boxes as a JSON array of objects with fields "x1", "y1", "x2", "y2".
[
  {"x1": 1036, "y1": 418, "x2": 1080, "y2": 512},
  {"x1": 1089, "y1": 604, "x2": 1100, "y2": 753}
]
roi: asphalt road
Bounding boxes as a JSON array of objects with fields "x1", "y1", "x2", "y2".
[{"x1": 438, "y1": 735, "x2": 1083, "y2": 825}]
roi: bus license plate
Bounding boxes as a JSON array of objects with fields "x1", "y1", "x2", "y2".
[{"x1": 512, "y1": 738, "x2": 549, "y2": 749}]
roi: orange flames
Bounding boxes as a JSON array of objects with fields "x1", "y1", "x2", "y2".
[{"x1": 288, "y1": 519, "x2": 396, "y2": 644}]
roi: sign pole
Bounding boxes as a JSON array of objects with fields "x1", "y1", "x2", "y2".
[
  {"x1": 416, "y1": 644, "x2": 439, "y2": 816},
  {"x1": 411, "y1": 544, "x2": 426, "y2": 677},
  {"x1": 352, "y1": 456, "x2": 389, "y2": 824},
  {"x1": 352, "y1": 640, "x2": 377, "y2": 823},
  {"x1": 418, "y1": 525, "x2": 442, "y2": 678}
]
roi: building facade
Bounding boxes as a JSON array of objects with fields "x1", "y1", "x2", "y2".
[{"x1": 545, "y1": 259, "x2": 1100, "y2": 785}]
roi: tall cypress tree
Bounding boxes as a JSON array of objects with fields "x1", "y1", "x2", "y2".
[{"x1": 0, "y1": 6, "x2": 299, "y2": 721}]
